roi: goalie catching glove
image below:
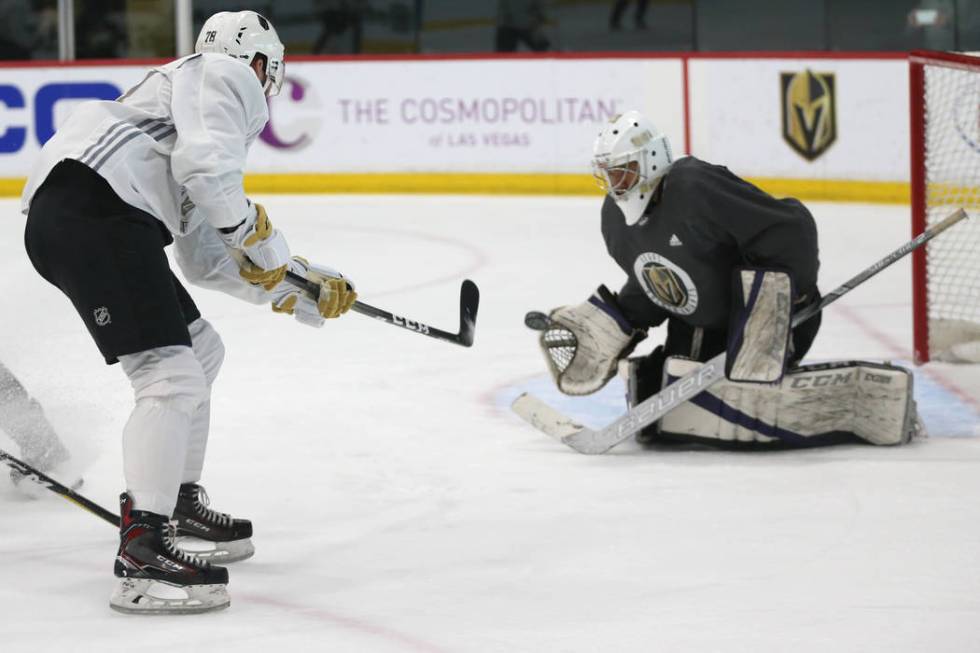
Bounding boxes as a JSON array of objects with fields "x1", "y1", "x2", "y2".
[
  {"x1": 220, "y1": 202, "x2": 291, "y2": 289},
  {"x1": 271, "y1": 257, "x2": 357, "y2": 327},
  {"x1": 539, "y1": 285, "x2": 646, "y2": 395}
]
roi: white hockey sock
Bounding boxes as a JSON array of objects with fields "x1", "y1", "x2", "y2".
[
  {"x1": 123, "y1": 398, "x2": 194, "y2": 515},
  {"x1": 120, "y1": 346, "x2": 208, "y2": 516},
  {"x1": 182, "y1": 400, "x2": 210, "y2": 485},
  {"x1": 181, "y1": 319, "x2": 224, "y2": 485}
]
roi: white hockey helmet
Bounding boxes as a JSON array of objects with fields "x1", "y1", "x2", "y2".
[
  {"x1": 195, "y1": 11, "x2": 285, "y2": 97},
  {"x1": 591, "y1": 110, "x2": 673, "y2": 225}
]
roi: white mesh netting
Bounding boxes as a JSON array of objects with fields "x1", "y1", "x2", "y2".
[{"x1": 921, "y1": 57, "x2": 980, "y2": 362}]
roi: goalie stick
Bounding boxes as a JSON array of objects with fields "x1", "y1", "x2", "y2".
[
  {"x1": 0, "y1": 447, "x2": 119, "y2": 526},
  {"x1": 513, "y1": 207, "x2": 969, "y2": 455},
  {"x1": 285, "y1": 271, "x2": 480, "y2": 348}
]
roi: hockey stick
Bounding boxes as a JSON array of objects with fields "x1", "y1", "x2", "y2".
[
  {"x1": 0, "y1": 447, "x2": 119, "y2": 526},
  {"x1": 513, "y1": 207, "x2": 969, "y2": 454},
  {"x1": 285, "y1": 271, "x2": 480, "y2": 347}
]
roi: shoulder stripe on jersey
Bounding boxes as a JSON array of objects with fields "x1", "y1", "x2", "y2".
[
  {"x1": 78, "y1": 121, "x2": 126, "y2": 164},
  {"x1": 145, "y1": 122, "x2": 172, "y2": 138},
  {"x1": 91, "y1": 118, "x2": 174, "y2": 170},
  {"x1": 91, "y1": 127, "x2": 145, "y2": 171},
  {"x1": 83, "y1": 118, "x2": 174, "y2": 170},
  {"x1": 152, "y1": 127, "x2": 177, "y2": 141},
  {"x1": 80, "y1": 118, "x2": 159, "y2": 166},
  {"x1": 153, "y1": 127, "x2": 177, "y2": 141}
]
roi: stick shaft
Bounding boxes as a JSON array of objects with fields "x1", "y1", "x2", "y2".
[
  {"x1": 793, "y1": 208, "x2": 967, "y2": 326},
  {"x1": 0, "y1": 448, "x2": 119, "y2": 527}
]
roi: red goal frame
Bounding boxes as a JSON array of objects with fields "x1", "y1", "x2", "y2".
[{"x1": 909, "y1": 50, "x2": 980, "y2": 364}]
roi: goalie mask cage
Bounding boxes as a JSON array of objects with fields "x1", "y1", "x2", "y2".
[{"x1": 910, "y1": 50, "x2": 980, "y2": 364}]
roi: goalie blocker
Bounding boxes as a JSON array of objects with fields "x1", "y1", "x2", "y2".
[{"x1": 629, "y1": 357, "x2": 921, "y2": 447}]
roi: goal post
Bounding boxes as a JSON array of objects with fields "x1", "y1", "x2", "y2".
[{"x1": 909, "y1": 50, "x2": 980, "y2": 364}]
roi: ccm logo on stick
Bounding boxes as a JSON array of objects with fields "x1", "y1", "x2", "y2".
[
  {"x1": 0, "y1": 82, "x2": 122, "y2": 153},
  {"x1": 392, "y1": 315, "x2": 431, "y2": 334}
]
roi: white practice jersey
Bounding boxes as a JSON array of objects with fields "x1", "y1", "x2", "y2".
[{"x1": 21, "y1": 53, "x2": 282, "y2": 304}]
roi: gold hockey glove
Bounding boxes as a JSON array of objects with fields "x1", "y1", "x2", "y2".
[{"x1": 271, "y1": 257, "x2": 357, "y2": 327}]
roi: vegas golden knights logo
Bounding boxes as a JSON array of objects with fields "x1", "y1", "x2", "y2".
[
  {"x1": 634, "y1": 252, "x2": 699, "y2": 316},
  {"x1": 645, "y1": 264, "x2": 687, "y2": 309},
  {"x1": 780, "y1": 70, "x2": 837, "y2": 161}
]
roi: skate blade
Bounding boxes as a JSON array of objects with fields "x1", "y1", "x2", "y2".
[
  {"x1": 109, "y1": 578, "x2": 230, "y2": 615},
  {"x1": 175, "y1": 535, "x2": 255, "y2": 563}
]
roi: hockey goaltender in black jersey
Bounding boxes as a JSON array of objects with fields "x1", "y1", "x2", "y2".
[
  {"x1": 603, "y1": 155, "x2": 820, "y2": 337},
  {"x1": 534, "y1": 111, "x2": 920, "y2": 448}
]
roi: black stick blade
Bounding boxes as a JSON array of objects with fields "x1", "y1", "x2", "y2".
[{"x1": 457, "y1": 279, "x2": 480, "y2": 347}]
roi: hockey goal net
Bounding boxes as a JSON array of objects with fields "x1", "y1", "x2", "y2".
[{"x1": 910, "y1": 50, "x2": 980, "y2": 364}]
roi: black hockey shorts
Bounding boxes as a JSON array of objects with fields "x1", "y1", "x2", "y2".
[
  {"x1": 632, "y1": 294, "x2": 823, "y2": 400},
  {"x1": 24, "y1": 159, "x2": 200, "y2": 365}
]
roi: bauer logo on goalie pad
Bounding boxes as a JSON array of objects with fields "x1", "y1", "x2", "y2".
[
  {"x1": 780, "y1": 70, "x2": 837, "y2": 161},
  {"x1": 634, "y1": 252, "x2": 699, "y2": 316}
]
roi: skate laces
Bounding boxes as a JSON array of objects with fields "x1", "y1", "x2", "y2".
[
  {"x1": 164, "y1": 519, "x2": 211, "y2": 568},
  {"x1": 193, "y1": 486, "x2": 233, "y2": 528}
]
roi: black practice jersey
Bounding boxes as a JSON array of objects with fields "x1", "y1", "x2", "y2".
[{"x1": 601, "y1": 156, "x2": 819, "y2": 331}]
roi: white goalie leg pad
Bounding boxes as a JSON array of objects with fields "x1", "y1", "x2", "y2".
[
  {"x1": 540, "y1": 287, "x2": 644, "y2": 396},
  {"x1": 726, "y1": 268, "x2": 793, "y2": 383},
  {"x1": 660, "y1": 358, "x2": 916, "y2": 446},
  {"x1": 109, "y1": 578, "x2": 230, "y2": 615}
]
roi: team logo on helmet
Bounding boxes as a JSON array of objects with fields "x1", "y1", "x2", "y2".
[
  {"x1": 780, "y1": 69, "x2": 837, "y2": 161},
  {"x1": 634, "y1": 252, "x2": 698, "y2": 316}
]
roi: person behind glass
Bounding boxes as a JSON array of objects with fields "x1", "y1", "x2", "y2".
[
  {"x1": 312, "y1": 0, "x2": 364, "y2": 54},
  {"x1": 496, "y1": 0, "x2": 550, "y2": 52},
  {"x1": 610, "y1": 0, "x2": 649, "y2": 30}
]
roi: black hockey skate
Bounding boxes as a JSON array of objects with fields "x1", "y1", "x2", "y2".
[
  {"x1": 172, "y1": 483, "x2": 255, "y2": 563},
  {"x1": 111, "y1": 493, "x2": 229, "y2": 615}
]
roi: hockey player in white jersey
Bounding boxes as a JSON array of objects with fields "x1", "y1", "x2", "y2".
[{"x1": 21, "y1": 11, "x2": 355, "y2": 614}]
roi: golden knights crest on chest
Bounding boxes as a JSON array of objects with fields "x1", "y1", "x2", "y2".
[{"x1": 633, "y1": 252, "x2": 699, "y2": 316}]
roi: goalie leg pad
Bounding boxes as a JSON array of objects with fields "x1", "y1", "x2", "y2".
[
  {"x1": 726, "y1": 268, "x2": 793, "y2": 383},
  {"x1": 660, "y1": 358, "x2": 916, "y2": 446}
]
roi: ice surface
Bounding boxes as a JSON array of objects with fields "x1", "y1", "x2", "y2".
[{"x1": 0, "y1": 196, "x2": 977, "y2": 652}]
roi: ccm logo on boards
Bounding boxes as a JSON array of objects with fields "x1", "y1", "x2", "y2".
[{"x1": 0, "y1": 82, "x2": 122, "y2": 153}]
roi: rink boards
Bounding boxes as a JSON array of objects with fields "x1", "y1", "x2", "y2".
[{"x1": 0, "y1": 52, "x2": 928, "y2": 202}]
